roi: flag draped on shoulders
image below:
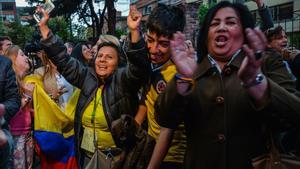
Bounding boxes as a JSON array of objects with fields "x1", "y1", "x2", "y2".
[{"x1": 24, "y1": 75, "x2": 80, "y2": 169}]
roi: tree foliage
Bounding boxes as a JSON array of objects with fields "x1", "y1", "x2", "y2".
[
  {"x1": 48, "y1": 16, "x2": 70, "y2": 41},
  {"x1": 115, "y1": 28, "x2": 126, "y2": 39},
  {"x1": 198, "y1": 2, "x2": 215, "y2": 25},
  {"x1": 0, "y1": 18, "x2": 70, "y2": 48},
  {"x1": 6, "y1": 22, "x2": 34, "y2": 48},
  {"x1": 0, "y1": 19, "x2": 8, "y2": 36}
]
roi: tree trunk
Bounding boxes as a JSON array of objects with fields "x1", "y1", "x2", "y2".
[
  {"x1": 106, "y1": 0, "x2": 116, "y2": 35},
  {"x1": 87, "y1": 0, "x2": 99, "y2": 38},
  {"x1": 99, "y1": 4, "x2": 107, "y2": 35}
]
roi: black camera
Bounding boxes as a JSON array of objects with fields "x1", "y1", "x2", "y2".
[{"x1": 24, "y1": 28, "x2": 43, "y2": 73}]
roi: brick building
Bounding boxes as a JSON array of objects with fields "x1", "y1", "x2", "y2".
[
  {"x1": 130, "y1": 0, "x2": 202, "y2": 46},
  {"x1": 0, "y1": 0, "x2": 17, "y2": 22}
]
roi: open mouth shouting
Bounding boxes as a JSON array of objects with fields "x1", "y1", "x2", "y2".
[{"x1": 215, "y1": 35, "x2": 229, "y2": 47}]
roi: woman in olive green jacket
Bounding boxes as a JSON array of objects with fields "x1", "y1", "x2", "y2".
[{"x1": 154, "y1": 2, "x2": 300, "y2": 169}]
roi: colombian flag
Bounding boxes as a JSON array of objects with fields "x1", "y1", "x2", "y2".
[{"x1": 25, "y1": 75, "x2": 80, "y2": 169}]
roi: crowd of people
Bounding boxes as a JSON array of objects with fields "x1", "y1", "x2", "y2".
[{"x1": 1, "y1": 0, "x2": 300, "y2": 169}]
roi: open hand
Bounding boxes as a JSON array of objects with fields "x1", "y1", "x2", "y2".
[
  {"x1": 238, "y1": 28, "x2": 267, "y2": 85},
  {"x1": 170, "y1": 32, "x2": 197, "y2": 78}
]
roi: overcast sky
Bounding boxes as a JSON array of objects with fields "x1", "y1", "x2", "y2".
[
  {"x1": 15, "y1": 0, "x2": 130, "y2": 16},
  {"x1": 16, "y1": 0, "x2": 28, "y2": 6}
]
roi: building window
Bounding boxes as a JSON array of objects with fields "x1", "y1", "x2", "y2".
[
  {"x1": 4, "y1": 14, "x2": 14, "y2": 22},
  {"x1": 269, "y1": 2, "x2": 293, "y2": 22},
  {"x1": 278, "y1": 3, "x2": 293, "y2": 20},
  {"x1": 1, "y1": 3, "x2": 14, "y2": 11}
]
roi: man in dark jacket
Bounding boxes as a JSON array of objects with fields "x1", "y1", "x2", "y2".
[{"x1": 0, "y1": 55, "x2": 20, "y2": 168}]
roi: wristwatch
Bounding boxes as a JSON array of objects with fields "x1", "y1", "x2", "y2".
[{"x1": 241, "y1": 73, "x2": 265, "y2": 88}]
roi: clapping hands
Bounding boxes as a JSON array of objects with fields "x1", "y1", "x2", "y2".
[
  {"x1": 170, "y1": 32, "x2": 197, "y2": 78},
  {"x1": 238, "y1": 28, "x2": 267, "y2": 85}
]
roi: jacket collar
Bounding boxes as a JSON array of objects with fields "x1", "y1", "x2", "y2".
[
  {"x1": 151, "y1": 59, "x2": 174, "y2": 73},
  {"x1": 229, "y1": 49, "x2": 245, "y2": 69},
  {"x1": 193, "y1": 49, "x2": 245, "y2": 79}
]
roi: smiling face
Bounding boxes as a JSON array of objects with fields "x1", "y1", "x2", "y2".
[
  {"x1": 268, "y1": 30, "x2": 288, "y2": 53},
  {"x1": 95, "y1": 46, "x2": 119, "y2": 79},
  {"x1": 146, "y1": 31, "x2": 171, "y2": 65},
  {"x1": 82, "y1": 44, "x2": 92, "y2": 61},
  {"x1": 15, "y1": 49, "x2": 30, "y2": 76},
  {"x1": 207, "y1": 7, "x2": 244, "y2": 62}
]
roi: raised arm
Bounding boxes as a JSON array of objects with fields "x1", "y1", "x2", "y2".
[
  {"x1": 36, "y1": 6, "x2": 89, "y2": 89},
  {"x1": 254, "y1": 0, "x2": 274, "y2": 31},
  {"x1": 121, "y1": 5, "x2": 151, "y2": 92},
  {"x1": 127, "y1": 5, "x2": 142, "y2": 43}
]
